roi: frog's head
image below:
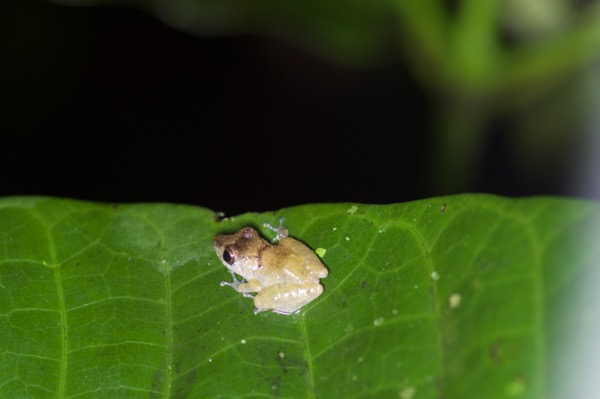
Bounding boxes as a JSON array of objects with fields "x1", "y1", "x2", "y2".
[{"x1": 213, "y1": 227, "x2": 263, "y2": 272}]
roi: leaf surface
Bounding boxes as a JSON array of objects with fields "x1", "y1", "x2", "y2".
[{"x1": 0, "y1": 195, "x2": 597, "y2": 398}]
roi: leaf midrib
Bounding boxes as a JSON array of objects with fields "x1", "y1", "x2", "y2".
[
  {"x1": 142, "y1": 216, "x2": 174, "y2": 399},
  {"x1": 32, "y1": 209, "x2": 68, "y2": 398},
  {"x1": 404, "y1": 222, "x2": 445, "y2": 396},
  {"x1": 162, "y1": 263, "x2": 174, "y2": 398}
]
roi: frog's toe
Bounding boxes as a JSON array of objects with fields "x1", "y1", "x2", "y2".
[
  {"x1": 272, "y1": 309, "x2": 296, "y2": 316},
  {"x1": 220, "y1": 280, "x2": 239, "y2": 289}
]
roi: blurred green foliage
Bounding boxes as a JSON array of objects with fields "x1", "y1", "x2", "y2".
[{"x1": 48, "y1": 0, "x2": 600, "y2": 191}]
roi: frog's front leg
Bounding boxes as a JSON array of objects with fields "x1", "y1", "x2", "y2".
[
  {"x1": 221, "y1": 277, "x2": 262, "y2": 299},
  {"x1": 220, "y1": 270, "x2": 244, "y2": 289},
  {"x1": 253, "y1": 283, "x2": 324, "y2": 315}
]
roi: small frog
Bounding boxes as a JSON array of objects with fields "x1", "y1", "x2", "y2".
[{"x1": 213, "y1": 221, "x2": 328, "y2": 315}]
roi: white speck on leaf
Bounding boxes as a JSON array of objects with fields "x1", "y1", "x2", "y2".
[
  {"x1": 431, "y1": 271, "x2": 440, "y2": 281},
  {"x1": 449, "y1": 293, "x2": 461, "y2": 309},
  {"x1": 315, "y1": 248, "x2": 326, "y2": 258},
  {"x1": 278, "y1": 352, "x2": 285, "y2": 359},
  {"x1": 333, "y1": 227, "x2": 337, "y2": 231},
  {"x1": 347, "y1": 205, "x2": 358, "y2": 215},
  {"x1": 240, "y1": 339, "x2": 246, "y2": 344},
  {"x1": 392, "y1": 309, "x2": 398, "y2": 315},
  {"x1": 374, "y1": 317, "x2": 384, "y2": 326},
  {"x1": 400, "y1": 386, "x2": 416, "y2": 399},
  {"x1": 358, "y1": 357, "x2": 364, "y2": 362},
  {"x1": 345, "y1": 236, "x2": 350, "y2": 241},
  {"x1": 377, "y1": 222, "x2": 390, "y2": 234},
  {"x1": 352, "y1": 375, "x2": 358, "y2": 381}
]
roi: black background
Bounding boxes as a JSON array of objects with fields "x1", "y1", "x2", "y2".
[{"x1": 0, "y1": 0, "x2": 580, "y2": 215}]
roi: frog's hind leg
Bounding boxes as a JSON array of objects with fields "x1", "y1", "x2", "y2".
[
  {"x1": 253, "y1": 283, "x2": 324, "y2": 315},
  {"x1": 263, "y1": 218, "x2": 289, "y2": 242}
]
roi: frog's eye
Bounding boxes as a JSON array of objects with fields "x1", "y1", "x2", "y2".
[{"x1": 222, "y1": 248, "x2": 235, "y2": 265}]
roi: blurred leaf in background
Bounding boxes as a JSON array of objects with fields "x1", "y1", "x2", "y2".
[{"x1": 44, "y1": 0, "x2": 600, "y2": 197}]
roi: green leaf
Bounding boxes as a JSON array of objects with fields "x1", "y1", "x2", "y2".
[{"x1": 0, "y1": 195, "x2": 598, "y2": 398}]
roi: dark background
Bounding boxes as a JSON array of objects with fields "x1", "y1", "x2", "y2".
[{"x1": 0, "y1": 0, "x2": 587, "y2": 215}]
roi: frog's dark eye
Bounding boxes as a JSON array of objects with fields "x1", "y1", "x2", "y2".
[{"x1": 222, "y1": 248, "x2": 235, "y2": 265}]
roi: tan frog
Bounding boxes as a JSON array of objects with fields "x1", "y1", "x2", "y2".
[{"x1": 213, "y1": 221, "x2": 328, "y2": 315}]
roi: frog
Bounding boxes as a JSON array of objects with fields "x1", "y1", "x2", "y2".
[{"x1": 213, "y1": 221, "x2": 328, "y2": 315}]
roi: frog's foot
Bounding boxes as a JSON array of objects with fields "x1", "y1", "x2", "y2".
[
  {"x1": 272, "y1": 308, "x2": 300, "y2": 316},
  {"x1": 220, "y1": 280, "x2": 240, "y2": 289},
  {"x1": 253, "y1": 307, "x2": 298, "y2": 316},
  {"x1": 263, "y1": 217, "x2": 289, "y2": 242},
  {"x1": 242, "y1": 292, "x2": 255, "y2": 299},
  {"x1": 220, "y1": 271, "x2": 244, "y2": 289}
]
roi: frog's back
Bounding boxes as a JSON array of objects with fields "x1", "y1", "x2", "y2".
[
  {"x1": 278, "y1": 238, "x2": 328, "y2": 278},
  {"x1": 256, "y1": 243, "x2": 321, "y2": 283}
]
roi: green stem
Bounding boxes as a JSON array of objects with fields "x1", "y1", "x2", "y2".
[{"x1": 430, "y1": 93, "x2": 489, "y2": 194}]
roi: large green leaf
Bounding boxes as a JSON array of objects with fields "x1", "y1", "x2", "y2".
[{"x1": 0, "y1": 195, "x2": 597, "y2": 398}]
